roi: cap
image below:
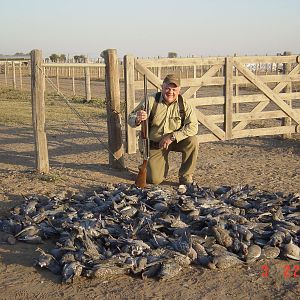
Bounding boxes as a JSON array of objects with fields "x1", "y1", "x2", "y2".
[{"x1": 163, "y1": 74, "x2": 181, "y2": 87}]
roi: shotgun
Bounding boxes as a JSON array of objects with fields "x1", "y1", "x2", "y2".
[{"x1": 135, "y1": 75, "x2": 150, "y2": 188}]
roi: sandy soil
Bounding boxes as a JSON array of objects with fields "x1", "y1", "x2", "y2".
[{"x1": 1, "y1": 119, "x2": 300, "y2": 300}]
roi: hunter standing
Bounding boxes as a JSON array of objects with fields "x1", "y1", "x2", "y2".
[{"x1": 128, "y1": 74, "x2": 199, "y2": 185}]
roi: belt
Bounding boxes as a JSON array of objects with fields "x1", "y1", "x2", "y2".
[{"x1": 149, "y1": 140, "x2": 160, "y2": 149}]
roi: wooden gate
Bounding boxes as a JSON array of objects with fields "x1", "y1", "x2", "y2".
[{"x1": 124, "y1": 54, "x2": 300, "y2": 154}]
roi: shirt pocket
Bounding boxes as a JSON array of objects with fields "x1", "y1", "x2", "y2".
[{"x1": 169, "y1": 116, "x2": 182, "y2": 131}]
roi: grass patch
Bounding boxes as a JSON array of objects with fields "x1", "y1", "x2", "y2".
[
  {"x1": 0, "y1": 88, "x2": 107, "y2": 126},
  {"x1": 0, "y1": 87, "x2": 31, "y2": 102}
]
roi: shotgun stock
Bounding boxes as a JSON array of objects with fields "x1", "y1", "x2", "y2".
[{"x1": 135, "y1": 75, "x2": 149, "y2": 188}]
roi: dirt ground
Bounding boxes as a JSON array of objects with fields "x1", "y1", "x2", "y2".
[{"x1": 0, "y1": 79, "x2": 300, "y2": 299}]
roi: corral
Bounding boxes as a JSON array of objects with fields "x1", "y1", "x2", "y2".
[{"x1": 0, "y1": 50, "x2": 300, "y2": 299}]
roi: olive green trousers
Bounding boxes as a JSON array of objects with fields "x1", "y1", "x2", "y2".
[{"x1": 146, "y1": 136, "x2": 199, "y2": 185}]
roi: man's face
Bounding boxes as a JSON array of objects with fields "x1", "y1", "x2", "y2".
[{"x1": 162, "y1": 83, "x2": 181, "y2": 104}]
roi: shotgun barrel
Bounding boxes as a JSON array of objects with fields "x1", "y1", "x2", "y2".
[{"x1": 135, "y1": 75, "x2": 149, "y2": 188}]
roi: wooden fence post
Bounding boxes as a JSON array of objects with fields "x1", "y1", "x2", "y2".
[
  {"x1": 4, "y1": 62, "x2": 8, "y2": 86},
  {"x1": 98, "y1": 66, "x2": 101, "y2": 79},
  {"x1": 102, "y1": 49, "x2": 125, "y2": 169},
  {"x1": 72, "y1": 67, "x2": 76, "y2": 96},
  {"x1": 124, "y1": 54, "x2": 136, "y2": 154},
  {"x1": 30, "y1": 49, "x2": 49, "y2": 173},
  {"x1": 19, "y1": 62, "x2": 23, "y2": 90},
  {"x1": 225, "y1": 57, "x2": 233, "y2": 140},
  {"x1": 282, "y1": 51, "x2": 292, "y2": 138},
  {"x1": 193, "y1": 65, "x2": 197, "y2": 98},
  {"x1": 233, "y1": 53, "x2": 240, "y2": 113},
  {"x1": 84, "y1": 58, "x2": 91, "y2": 101},
  {"x1": 56, "y1": 67, "x2": 60, "y2": 93},
  {"x1": 12, "y1": 61, "x2": 16, "y2": 89}
]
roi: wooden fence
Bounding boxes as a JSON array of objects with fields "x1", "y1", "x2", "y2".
[
  {"x1": 124, "y1": 54, "x2": 300, "y2": 154},
  {"x1": 29, "y1": 49, "x2": 125, "y2": 173},
  {"x1": 0, "y1": 58, "x2": 111, "y2": 99},
  {"x1": 0, "y1": 60, "x2": 30, "y2": 89},
  {"x1": 5, "y1": 49, "x2": 300, "y2": 173}
]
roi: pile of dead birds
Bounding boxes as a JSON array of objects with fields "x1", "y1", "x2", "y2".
[{"x1": 0, "y1": 183, "x2": 299, "y2": 283}]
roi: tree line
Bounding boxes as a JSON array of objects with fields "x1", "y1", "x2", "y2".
[
  {"x1": 1, "y1": 51, "x2": 179, "y2": 61},
  {"x1": 48, "y1": 54, "x2": 87, "y2": 63}
]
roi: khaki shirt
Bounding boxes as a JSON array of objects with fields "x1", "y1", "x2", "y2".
[{"x1": 128, "y1": 93, "x2": 198, "y2": 142}]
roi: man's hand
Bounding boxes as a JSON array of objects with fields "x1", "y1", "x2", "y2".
[
  {"x1": 159, "y1": 133, "x2": 175, "y2": 150},
  {"x1": 135, "y1": 110, "x2": 148, "y2": 126}
]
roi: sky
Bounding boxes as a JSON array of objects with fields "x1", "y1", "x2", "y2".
[{"x1": 1, "y1": 0, "x2": 299, "y2": 59}]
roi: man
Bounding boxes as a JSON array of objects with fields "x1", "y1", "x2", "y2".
[{"x1": 128, "y1": 74, "x2": 199, "y2": 186}]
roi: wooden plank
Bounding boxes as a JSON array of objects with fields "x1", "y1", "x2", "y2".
[
  {"x1": 138, "y1": 57, "x2": 226, "y2": 67},
  {"x1": 232, "y1": 92, "x2": 300, "y2": 104},
  {"x1": 134, "y1": 60, "x2": 163, "y2": 88},
  {"x1": 124, "y1": 55, "x2": 137, "y2": 154},
  {"x1": 234, "y1": 74, "x2": 300, "y2": 85},
  {"x1": 102, "y1": 49, "x2": 125, "y2": 169},
  {"x1": 193, "y1": 96, "x2": 225, "y2": 106},
  {"x1": 237, "y1": 109, "x2": 300, "y2": 121},
  {"x1": 30, "y1": 49, "x2": 49, "y2": 173},
  {"x1": 232, "y1": 126, "x2": 296, "y2": 139},
  {"x1": 42, "y1": 63, "x2": 105, "y2": 67},
  {"x1": 195, "y1": 110, "x2": 225, "y2": 140},
  {"x1": 208, "y1": 109, "x2": 300, "y2": 123},
  {"x1": 234, "y1": 55, "x2": 298, "y2": 64},
  {"x1": 140, "y1": 92, "x2": 300, "y2": 108},
  {"x1": 282, "y1": 51, "x2": 292, "y2": 138},
  {"x1": 225, "y1": 57, "x2": 233, "y2": 139},
  {"x1": 234, "y1": 61, "x2": 300, "y2": 125},
  {"x1": 181, "y1": 77, "x2": 225, "y2": 86},
  {"x1": 182, "y1": 64, "x2": 223, "y2": 99}
]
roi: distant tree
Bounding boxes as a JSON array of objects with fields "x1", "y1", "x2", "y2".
[
  {"x1": 73, "y1": 55, "x2": 86, "y2": 63},
  {"x1": 49, "y1": 54, "x2": 60, "y2": 62},
  {"x1": 59, "y1": 54, "x2": 66, "y2": 62},
  {"x1": 14, "y1": 52, "x2": 27, "y2": 56},
  {"x1": 168, "y1": 52, "x2": 178, "y2": 58}
]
